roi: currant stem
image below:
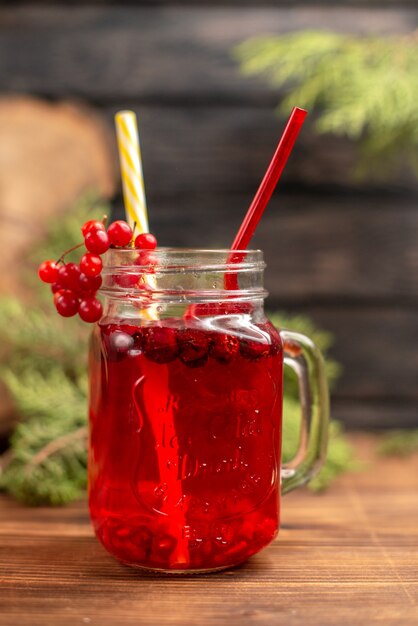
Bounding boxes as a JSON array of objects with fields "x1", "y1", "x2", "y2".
[
  {"x1": 130, "y1": 221, "x2": 137, "y2": 247},
  {"x1": 56, "y1": 242, "x2": 84, "y2": 264},
  {"x1": 102, "y1": 214, "x2": 108, "y2": 228}
]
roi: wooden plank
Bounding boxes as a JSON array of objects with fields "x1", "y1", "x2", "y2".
[
  {"x1": 138, "y1": 192, "x2": 418, "y2": 301},
  {"x1": 112, "y1": 106, "x2": 362, "y2": 192},
  {"x1": 331, "y1": 400, "x2": 418, "y2": 430},
  {"x1": 2, "y1": 1, "x2": 417, "y2": 7},
  {"x1": 0, "y1": 6, "x2": 415, "y2": 103},
  {"x1": 284, "y1": 305, "x2": 418, "y2": 401},
  {"x1": 101, "y1": 104, "x2": 417, "y2": 191},
  {"x1": 0, "y1": 436, "x2": 417, "y2": 625}
]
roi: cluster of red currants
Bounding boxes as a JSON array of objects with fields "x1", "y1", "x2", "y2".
[{"x1": 38, "y1": 218, "x2": 157, "y2": 323}]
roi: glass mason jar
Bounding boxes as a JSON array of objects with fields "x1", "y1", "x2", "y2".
[{"x1": 88, "y1": 249, "x2": 329, "y2": 573}]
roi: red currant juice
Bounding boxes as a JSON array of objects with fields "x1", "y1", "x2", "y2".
[{"x1": 88, "y1": 315, "x2": 283, "y2": 571}]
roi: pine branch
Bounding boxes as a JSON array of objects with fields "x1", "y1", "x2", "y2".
[
  {"x1": 0, "y1": 299, "x2": 88, "y2": 376},
  {"x1": 280, "y1": 382, "x2": 355, "y2": 493},
  {"x1": 309, "y1": 422, "x2": 359, "y2": 492},
  {"x1": 30, "y1": 194, "x2": 108, "y2": 267},
  {"x1": 378, "y1": 429, "x2": 418, "y2": 457},
  {"x1": 0, "y1": 195, "x2": 104, "y2": 505},
  {"x1": 2, "y1": 368, "x2": 87, "y2": 425},
  {"x1": 24, "y1": 426, "x2": 88, "y2": 475},
  {"x1": 269, "y1": 311, "x2": 342, "y2": 393},
  {"x1": 0, "y1": 414, "x2": 88, "y2": 506},
  {"x1": 234, "y1": 30, "x2": 418, "y2": 178}
]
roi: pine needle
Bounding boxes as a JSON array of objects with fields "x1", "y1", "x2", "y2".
[
  {"x1": 234, "y1": 30, "x2": 418, "y2": 178},
  {"x1": 0, "y1": 195, "x2": 107, "y2": 505},
  {"x1": 378, "y1": 429, "x2": 418, "y2": 457}
]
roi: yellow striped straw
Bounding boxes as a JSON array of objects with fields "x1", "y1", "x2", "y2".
[
  {"x1": 115, "y1": 110, "x2": 157, "y2": 321},
  {"x1": 115, "y1": 110, "x2": 149, "y2": 233}
]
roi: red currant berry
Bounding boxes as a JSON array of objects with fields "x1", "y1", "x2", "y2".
[
  {"x1": 135, "y1": 250, "x2": 158, "y2": 268},
  {"x1": 38, "y1": 260, "x2": 59, "y2": 284},
  {"x1": 143, "y1": 326, "x2": 178, "y2": 364},
  {"x1": 131, "y1": 526, "x2": 153, "y2": 553},
  {"x1": 51, "y1": 282, "x2": 64, "y2": 294},
  {"x1": 152, "y1": 534, "x2": 177, "y2": 558},
  {"x1": 79, "y1": 297, "x2": 103, "y2": 323},
  {"x1": 107, "y1": 220, "x2": 133, "y2": 247},
  {"x1": 239, "y1": 338, "x2": 270, "y2": 360},
  {"x1": 78, "y1": 272, "x2": 102, "y2": 294},
  {"x1": 57, "y1": 264, "x2": 69, "y2": 287},
  {"x1": 84, "y1": 229, "x2": 110, "y2": 254},
  {"x1": 54, "y1": 290, "x2": 79, "y2": 317},
  {"x1": 80, "y1": 253, "x2": 102, "y2": 277},
  {"x1": 177, "y1": 328, "x2": 210, "y2": 367},
  {"x1": 59, "y1": 262, "x2": 81, "y2": 291},
  {"x1": 53, "y1": 288, "x2": 67, "y2": 306},
  {"x1": 134, "y1": 232, "x2": 157, "y2": 250},
  {"x1": 115, "y1": 273, "x2": 139, "y2": 288},
  {"x1": 210, "y1": 332, "x2": 239, "y2": 364},
  {"x1": 81, "y1": 220, "x2": 105, "y2": 237},
  {"x1": 101, "y1": 324, "x2": 140, "y2": 361},
  {"x1": 57, "y1": 263, "x2": 79, "y2": 291}
]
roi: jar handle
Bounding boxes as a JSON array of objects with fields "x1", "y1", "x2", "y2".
[{"x1": 279, "y1": 330, "x2": 330, "y2": 494}]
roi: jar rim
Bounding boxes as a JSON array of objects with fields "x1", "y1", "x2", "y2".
[
  {"x1": 103, "y1": 247, "x2": 262, "y2": 255},
  {"x1": 100, "y1": 247, "x2": 267, "y2": 303},
  {"x1": 102, "y1": 247, "x2": 265, "y2": 272}
]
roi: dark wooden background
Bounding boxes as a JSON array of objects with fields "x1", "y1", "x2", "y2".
[{"x1": 0, "y1": 1, "x2": 417, "y2": 429}]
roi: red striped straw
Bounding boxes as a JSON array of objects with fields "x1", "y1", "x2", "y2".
[
  {"x1": 231, "y1": 107, "x2": 307, "y2": 252},
  {"x1": 225, "y1": 107, "x2": 307, "y2": 291}
]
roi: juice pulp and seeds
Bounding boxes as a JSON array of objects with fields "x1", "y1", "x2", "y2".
[{"x1": 88, "y1": 315, "x2": 283, "y2": 571}]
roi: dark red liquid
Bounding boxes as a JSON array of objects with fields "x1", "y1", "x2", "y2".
[{"x1": 88, "y1": 315, "x2": 283, "y2": 571}]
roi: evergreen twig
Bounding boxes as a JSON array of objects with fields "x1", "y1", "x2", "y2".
[
  {"x1": 234, "y1": 30, "x2": 418, "y2": 178},
  {"x1": 24, "y1": 426, "x2": 88, "y2": 475},
  {"x1": 378, "y1": 429, "x2": 418, "y2": 457}
]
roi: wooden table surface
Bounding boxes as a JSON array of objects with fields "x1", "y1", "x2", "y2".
[{"x1": 0, "y1": 435, "x2": 417, "y2": 626}]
